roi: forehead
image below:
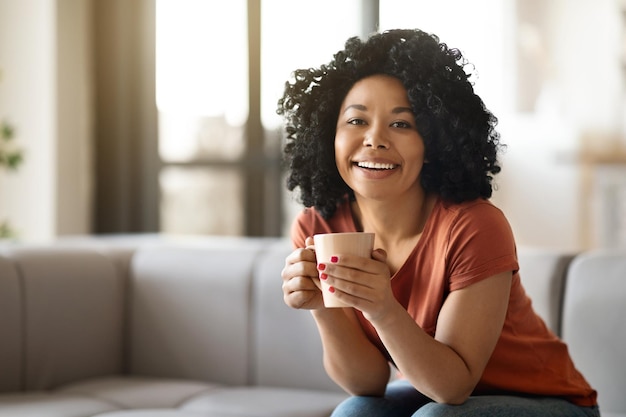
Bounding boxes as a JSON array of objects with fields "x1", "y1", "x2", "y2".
[{"x1": 341, "y1": 75, "x2": 410, "y2": 107}]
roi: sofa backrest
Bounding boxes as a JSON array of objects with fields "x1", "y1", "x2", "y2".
[
  {"x1": 516, "y1": 247, "x2": 576, "y2": 336},
  {"x1": 127, "y1": 238, "x2": 269, "y2": 385},
  {"x1": 0, "y1": 246, "x2": 125, "y2": 391},
  {"x1": 251, "y1": 239, "x2": 341, "y2": 392},
  {"x1": 562, "y1": 249, "x2": 626, "y2": 415},
  {"x1": 127, "y1": 237, "x2": 342, "y2": 392}
]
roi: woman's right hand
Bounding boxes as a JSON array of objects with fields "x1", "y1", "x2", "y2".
[{"x1": 282, "y1": 236, "x2": 325, "y2": 309}]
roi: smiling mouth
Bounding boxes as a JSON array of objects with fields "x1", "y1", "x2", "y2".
[{"x1": 355, "y1": 161, "x2": 399, "y2": 170}]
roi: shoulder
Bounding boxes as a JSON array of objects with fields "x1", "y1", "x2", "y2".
[
  {"x1": 438, "y1": 199, "x2": 512, "y2": 236},
  {"x1": 441, "y1": 198, "x2": 504, "y2": 217},
  {"x1": 429, "y1": 198, "x2": 517, "y2": 264},
  {"x1": 438, "y1": 200, "x2": 518, "y2": 283}
]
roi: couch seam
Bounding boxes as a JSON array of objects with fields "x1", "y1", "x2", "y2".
[
  {"x1": 118, "y1": 252, "x2": 134, "y2": 376},
  {"x1": 246, "y1": 240, "x2": 275, "y2": 387},
  {"x1": 11, "y1": 255, "x2": 27, "y2": 392}
]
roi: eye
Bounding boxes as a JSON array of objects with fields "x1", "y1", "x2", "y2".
[
  {"x1": 347, "y1": 118, "x2": 366, "y2": 126},
  {"x1": 391, "y1": 120, "x2": 412, "y2": 129}
]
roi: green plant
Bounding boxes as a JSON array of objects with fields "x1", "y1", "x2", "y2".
[
  {"x1": 0, "y1": 120, "x2": 23, "y2": 170},
  {"x1": 0, "y1": 119, "x2": 24, "y2": 239},
  {"x1": 0, "y1": 220, "x2": 12, "y2": 238}
]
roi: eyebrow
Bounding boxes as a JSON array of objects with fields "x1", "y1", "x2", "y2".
[
  {"x1": 392, "y1": 106, "x2": 414, "y2": 115},
  {"x1": 343, "y1": 104, "x2": 414, "y2": 114}
]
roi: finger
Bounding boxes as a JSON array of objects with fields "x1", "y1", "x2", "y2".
[
  {"x1": 285, "y1": 247, "x2": 317, "y2": 266},
  {"x1": 321, "y1": 254, "x2": 390, "y2": 289},
  {"x1": 325, "y1": 282, "x2": 372, "y2": 309},
  {"x1": 282, "y1": 262, "x2": 318, "y2": 287},
  {"x1": 325, "y1": 253, "x2": 377, "y2": 275},
  {"x1": 311, "y1": 276, "x2": 322, "y2": 290},
  {"x1": 371, "y1": 248, "x2": 387, "y2": 263},
  {"x1": 282, "y1": 275, "x2": 320, "y2": 293},
  {"x1": 321, "y1": 264, "x2": 377, "y2": 293},
  {"x1": 283, "y1": 276, "x2": 323, "y2": 310}
]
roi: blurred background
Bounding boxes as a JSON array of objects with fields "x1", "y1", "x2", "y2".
[{"x1": 0, "y1": 0, "x2": 625, "y2": 250}]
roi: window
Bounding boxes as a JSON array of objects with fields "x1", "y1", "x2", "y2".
[
  {"x1": 156, "y1": 0, "x2": 249, "y2": 235},
  {"x1": 155, "y1": 0, "x2": 363, "y2": 236}
]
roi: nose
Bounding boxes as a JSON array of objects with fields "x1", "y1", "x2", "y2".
[{"x1": 363, "y1": 126, "x2": 389, "y2": 149}]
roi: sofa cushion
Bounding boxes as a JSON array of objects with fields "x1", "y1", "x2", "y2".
[
  {"x1": 94, "y1": 411, "x2": 232, "y2": 417},
  {"x1": 0, "y1": 392, "x2": 118, "y2": 416},
  {"x1": 58, "y1": 376, "x2": 216, "y2": 409},
  {"x1": 5, "y1": 247, "x2": 125, "y2": 391},
  {"x1": 562, "y1": 249, "x2": 626, "y2": 416},
  {"x1": 0, "y1": 253, "x2": 22, "y2": 393},
  {"x1": 128, "y1": 241, "x2": 266, "y2": 385},
  {"x1": 181, "y1": 386, "x2": 347, "y2": 417}
]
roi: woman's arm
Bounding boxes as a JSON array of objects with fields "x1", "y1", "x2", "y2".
[
  {"x1": 321, "y1": 249, "x2": 512, "y2": 404},
  {"x1": 311, "y1": 307, "x2": 391, "y2": 396},
  {"x1": 369, "y1": 271, "x2": 512, "y2": 404}
]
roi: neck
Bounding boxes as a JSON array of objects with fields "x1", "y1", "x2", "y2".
[
  {"x1": 351, "y1": 189, "x2": 432, "y2": 249},
  {"x1": 351, "y1": 190, "x2": 435, "y2": 276}
]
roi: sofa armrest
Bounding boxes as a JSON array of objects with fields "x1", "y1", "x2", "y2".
[{"x1": 0, "y1": 253, "x2": 22, "y2": 393}]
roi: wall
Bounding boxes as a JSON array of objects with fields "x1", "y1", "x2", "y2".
[
  {"x1": 491, "y1": 0, "x2": 625, "y2": 251},
  {"x1": 0, "y1": 0, "x2": 93, "y2": 241},
  {"x1": 0, "y1": 0, "x2": 56, "y2": 240}
]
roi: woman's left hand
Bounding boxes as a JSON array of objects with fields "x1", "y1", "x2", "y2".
[{"x1": 318, "y1": 248, "x2": 397, "y2": 321}]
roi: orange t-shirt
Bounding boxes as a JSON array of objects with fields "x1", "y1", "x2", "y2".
[{"x1": 291, "y1": 197, "x2": 597, "y2": 406}]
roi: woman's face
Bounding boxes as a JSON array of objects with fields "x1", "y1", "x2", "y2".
[{"x1": 334, "y1": 74, "x2": 425, "y2": 202}]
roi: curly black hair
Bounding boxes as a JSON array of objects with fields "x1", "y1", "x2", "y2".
[{"x1": 277, "y1": 28, "x2": 503, "y2": 220}]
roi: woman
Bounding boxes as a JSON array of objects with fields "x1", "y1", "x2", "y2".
[{"x1": 278, "y1": 29, "x2": 598, "y2": 416}]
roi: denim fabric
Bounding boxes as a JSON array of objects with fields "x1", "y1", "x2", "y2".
[{"x1": 330, "y1": 379, "x2": 600, "y2": 417}]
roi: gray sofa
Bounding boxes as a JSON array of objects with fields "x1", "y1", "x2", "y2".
[{"x1": 0, "y1": 236, "x2": 624, "y2": 417}]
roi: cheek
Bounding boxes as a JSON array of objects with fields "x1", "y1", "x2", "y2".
[
  {"x1": 407, "y1": 149, "x2": 426, "y2": 177},
  {"x1": 333, "y1": 131, "x2": 345, "y2": 150},
  {"x1": 333, "y1": 138, "x2": 353, "y2": 182},
  {"x1": 333, "y1": 136, "x2": 349, "y2": 165}
]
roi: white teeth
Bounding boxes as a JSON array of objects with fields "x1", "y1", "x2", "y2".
[{"x1": 357, "y1": 161, "x2": 397, "y2": 170}]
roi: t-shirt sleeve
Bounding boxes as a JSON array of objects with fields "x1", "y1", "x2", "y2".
[
  {"x1": 445, "y1": 202, "x2": 519, "y2": 292},
  {"x1": 290, "y1": 208, "x2": 314, "y2": 249},
  {"x1": 289, "y1": 202, "x2": 357, "y2": 249}
]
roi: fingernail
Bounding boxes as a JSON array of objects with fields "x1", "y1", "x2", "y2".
[
  {"x1": 328, "y1": 286, "x2": 335, "y2": 293},
  {"x1": 320, "y1": 273, "x2": 328, "y2": 280},
  {"x1": 318, "y1": 263, "x2": 326, "y2": 271},
  {"x1": 330, "y1": 256, "x2": 339, "y2": 263}
]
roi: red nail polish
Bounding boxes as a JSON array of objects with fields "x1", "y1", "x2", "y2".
[
  {"x1": 318, "y1": 263, "x2": 326, "y2": 271},
  {"x1": 320, "y1": 273, "x2": 328, "y2": 280},
  {"x1": 328, "y1": 286, "x2": 335, "y2": 293},
  {"x1": 330, "y1": 256, "x2": 339, "y2": 263}
]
